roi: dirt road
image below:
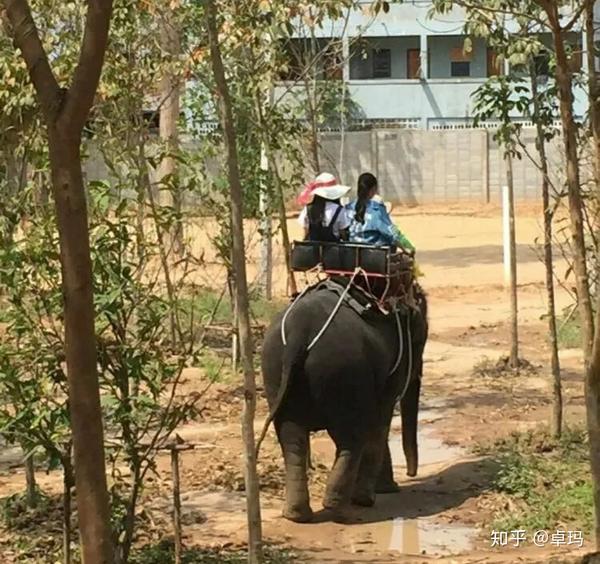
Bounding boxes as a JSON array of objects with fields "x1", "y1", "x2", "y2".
[
  {"x1": 0, "y1": 204, "x2": 588, "y2": 563},
  {"x1": 167, "y1": 203, "x2": 586, "y2": 563}
]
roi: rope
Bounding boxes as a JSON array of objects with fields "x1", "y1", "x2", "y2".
[
  {"x1": 281, "y1": 269, "x2": 361, "y2": 351},
  {"x1": 280, "y1": 284, "x2": 312, "y2": 346},
  {"x1": 389, "y1": 309, "x2": 403, "y2": 375},
  {"x1": 307, "y1": 269, "x2": 360, "y2": 351},
  {"x1": 398, "y1": 313, "x2": 414, "y2": 402}
]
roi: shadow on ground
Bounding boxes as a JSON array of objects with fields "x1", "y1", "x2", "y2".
[
  {"x1": 418, "y1": 244, "x2": 543, "y2": 268},
  {"x1": 304, "y1": 458, "x2": 498, "y2": 526}
]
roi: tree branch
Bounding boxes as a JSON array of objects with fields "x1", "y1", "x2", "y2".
[
  {"x1": 445, "y1": 0, "x2": 547, "y2": 29},
  {"x1": 563, "y1": 2, "x2": 586, "y2": 33},
  {"x1": 60, "y1": 0, "x2": 113, "y2": 133},
  {"x1": 3, "y1": 0, "x2": 61, "y2": 120}
]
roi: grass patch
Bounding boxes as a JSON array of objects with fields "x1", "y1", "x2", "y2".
[
  {"x1": 477, "y1": 427, "x2": 592, "y2": 533},
  {"x1": 184, "y1": 288, "x2": 286, "y2": 326},
  {"x1": 132, "y1": 540, "x2": 300, "y2": 564},
  {"x1": 557, "y1": 310, "x2": 583, "y2": 349}
]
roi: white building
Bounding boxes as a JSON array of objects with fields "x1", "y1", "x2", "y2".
[{"x1": 277, "y1": 1, "x2": 597, "y2": 130}]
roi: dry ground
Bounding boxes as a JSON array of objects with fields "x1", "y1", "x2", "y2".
[{"x1": 0, "y1": 202, "x2": 590, "y2": 563}]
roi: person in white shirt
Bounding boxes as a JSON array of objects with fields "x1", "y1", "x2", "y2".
[{"x1": 297, "y1": 172, "x2": 351, "y2": 242}]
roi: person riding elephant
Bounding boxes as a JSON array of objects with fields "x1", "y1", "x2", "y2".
[
  {"x1": 346, "y1": 172, "x2": 415, "y2": 253},
  {"x1": 261, "y1": 283, "x2": 428, "y2": 522},
  {"x1": 298, "y1": 172, "x2": 351, "y2": 243}
]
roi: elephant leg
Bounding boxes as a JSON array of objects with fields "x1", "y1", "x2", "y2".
[
  {"x1": 323, "y1": 434, "x2": 364, "y2": 515},
  {"x1": 376, "y1": 436, "x2": 400, "y2": 493},
  {"x1": 276, "y1": 419, "x2": 313, "y2": 523},
  {"x1": 401, "y1": 376, "x2": 421, "y2": 477},
  {"x1": 353, "y1": 426, "x2": 388, "y2": 506}
]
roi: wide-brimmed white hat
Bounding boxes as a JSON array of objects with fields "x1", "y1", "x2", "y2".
[{"x1": 297, "y1": 172, "x2": 351, "y2": 205}]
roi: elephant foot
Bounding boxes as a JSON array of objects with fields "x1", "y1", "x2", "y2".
[
  {"x1": 352, "y1": 489, "x2": 376, "y2": 507},
  {"x1": 375, "y1": 479, "x2": 400, "y2": 494},
  {"x1": 282, "y1": 503, "x2": 313, "y2": 523},
  {"x1": 323, "y1": 492, "x2": 347, "y2": 511},
  {"x1": 322, "y1": 505, "x2": 353, "y2": 524}
]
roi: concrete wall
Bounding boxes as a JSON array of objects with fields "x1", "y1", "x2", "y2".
[
  {"x1": 83, "y1": 129, "x2": 566, "y2": 205},
  {"x1": 319, "y1": 128, "x2": 564, "y2": 203},
  {"x1": 344, "y1": 78, "x2": 486, "y2": 122}
]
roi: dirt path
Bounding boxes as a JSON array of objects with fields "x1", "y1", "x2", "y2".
[
  {"x1": 166, "y1": 204, "x2": 587, "y2": 563},
  {"x1": 0, "y1": 204, "x2": 590, "y2": 562}
]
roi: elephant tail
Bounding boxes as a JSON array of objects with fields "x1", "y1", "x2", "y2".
[{"x1": 255, "y1": 333, "x2": 306, "y2": 457}]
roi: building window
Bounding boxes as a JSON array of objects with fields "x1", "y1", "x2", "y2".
[
  {"x1": 451, "y1": 61, "x2": 470, "y2": 77},
  {"x1": 407, "y1": 49, "x2": 421, "y2": 79},
  {"x1": 372, "y1": 49, "x2": 391, "y2": 78},
  {"x1": 487, "y1": 48, "x2": 502, "y2": 77},
  {"x1": 450, "y1": 45, "x2": 472, "y2": 78},
  {"x1": 534, "y1": 51, "x2": 551, "y2": 77},
  {"x1": 323, "y1": 44, "x2": 343, "y2": 80}
]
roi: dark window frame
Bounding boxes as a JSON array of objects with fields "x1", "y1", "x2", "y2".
[{"x1": 372, "y1": 48, "x2": 392, "y2": 79}]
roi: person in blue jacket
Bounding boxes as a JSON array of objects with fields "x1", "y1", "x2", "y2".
[{"x1": 346, "y1": 172, "x2": 415, "y2": 254}]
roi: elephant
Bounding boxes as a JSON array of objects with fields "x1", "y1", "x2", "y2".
[{"x1": 260, "y1": 281, "x2": 428, "y2": 522}]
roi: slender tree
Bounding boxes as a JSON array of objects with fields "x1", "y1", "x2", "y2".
[
  {"x1": 529, "y1": 61, "x2": 563, "y2": 437},
  {"x1": 158, "y1": 7, "x2": 184, "y2": 256},
  {"x1": 204, "y1": 0, "x2": 263, "y2": 561},
  {"x1": 2, "y1": 0, "x2": 115, "y2": 562},
  {"x1": 472, "y1": 75, "x2": 527, "y2": 368}
]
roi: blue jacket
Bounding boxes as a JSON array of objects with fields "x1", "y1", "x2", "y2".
[{"x1": 345, "y1": 199, "x2": 415, "y2": 251}]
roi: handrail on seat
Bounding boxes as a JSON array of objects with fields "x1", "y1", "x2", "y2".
[{"x1": 290, "y1": 240, "x2": 410, "y2": 278}]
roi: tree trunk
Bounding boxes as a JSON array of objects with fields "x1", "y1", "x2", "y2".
[
  {"x1": 586, "y1": 1, "x2": 600, "y2": 307},
  {"x1": 259, "y1": 145, "x2": 273, "y2": 300},
  {"x1": 158, "y1": 11, "x2": 183, "y2": 256},
  {"x1": 171, "y1": 448, "x2": 182, "y2": 564},
  {"x1": 505, "y1": 153, "x2": 519, "y2": 368},
  {"x1": 585, "y1": 0, "x2": 600, "y2": 548},
  {"x1": 24, "y1": 454, "x2": 37, "y2": 508},
  {"x1": 5, "y1": 0, "x2": 115, "y2": 561},
  {"x1": 62, "y1": 455, "x2": 74, "y2": 564},
  {"x1": 543, "y1": 2, "x2": 598, "y2": 547},
  {"x1": 586, "y1": 1, "x2": 600, "y2": 191},
  {"x1": 263, "y1": 146, "x2": 297, "y2": 296},
  {"x1": 205, "y1": 2, "x2": 263, "y2": 562},
  {"x1": 48, "y1": 134, "x2": 114, "y2": 564},
  {"x1": 549, "y1": 16, "x2": 595, "y2": 353},
  {"x1": 530, "y1": 63, "x2": 562, "y2": 438},
  {"x1": 591, "y1": 297, "x2": 600, "y2": 548},
  {"x1": 307, "y1": 89, "x2": 321, "y2": 174}
]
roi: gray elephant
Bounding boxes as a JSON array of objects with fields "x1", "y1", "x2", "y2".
[{"x1": 261, "y1": 281, "x2": 428, "y2": 522}]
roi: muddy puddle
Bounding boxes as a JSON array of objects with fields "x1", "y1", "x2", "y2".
[
  {"x1": 366, "y1": 400, "x2": 478, "y2": 557},
  {"x1": 386, "y1": 518, "x2": 476, "y2": 556},
  {"x1": 337, "y1": 517, "x2": 477, "y2": 557},
  {"x1": 178, "y1": 398, "x2": 480, "y2": 560}
]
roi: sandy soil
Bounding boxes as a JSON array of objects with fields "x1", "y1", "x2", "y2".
[
  {"x1": 155, "y1": 203, "x2": 589, "y2": 563},
  {"x1": 0, "y1": 203, "x2": 590, "y2": 563}
]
